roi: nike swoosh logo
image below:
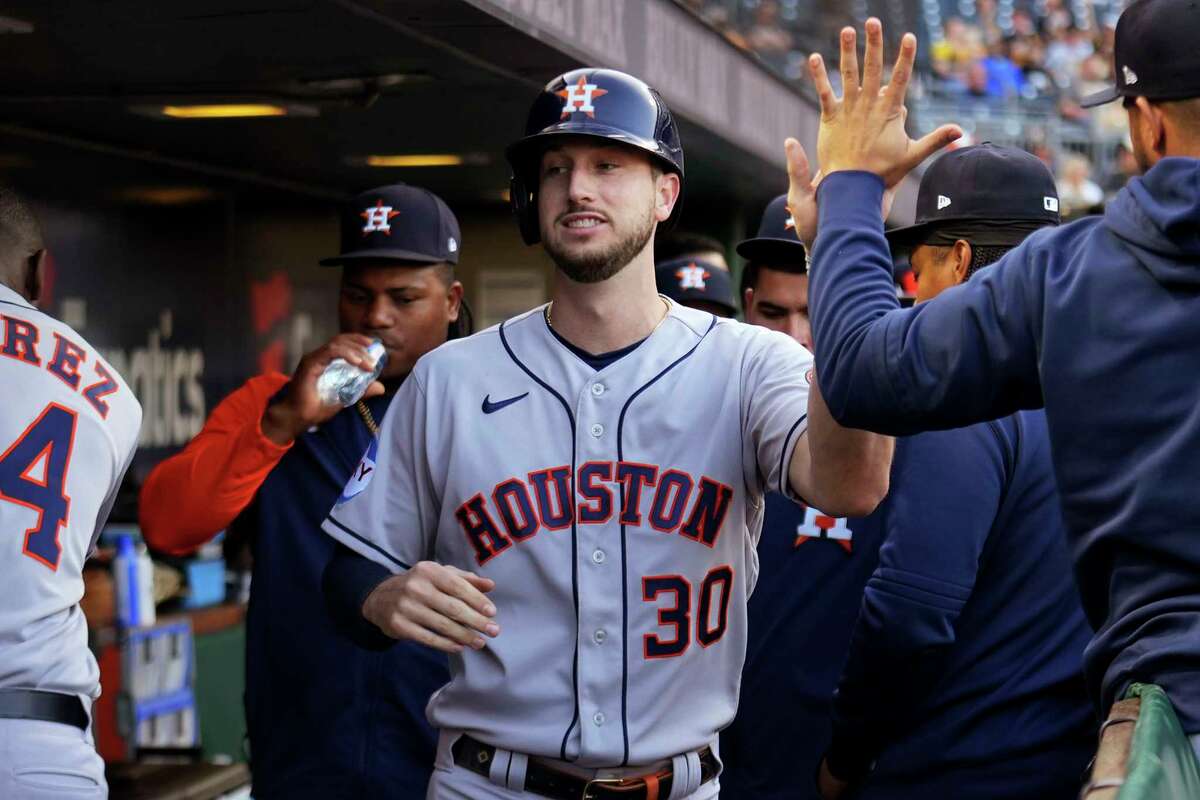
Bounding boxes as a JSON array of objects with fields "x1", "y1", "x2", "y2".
[{"x1": 482, "y1": 392, "x2": 529, "y2": 414}]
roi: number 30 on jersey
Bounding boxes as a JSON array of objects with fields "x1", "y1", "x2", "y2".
[{"x1": 642, "y1": 565, "x2": 734, "y2": 659}]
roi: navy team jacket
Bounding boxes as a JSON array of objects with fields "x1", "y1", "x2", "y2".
[
  {"x1": 826, "y1": 411, "x2": 1093, "y2": 799},
  {"x1": 240, "y1": 390, "x2": 449, "y2": 799},
  {"x1": 720, "y1": 496, "x2": 885, "y2": 800},
  {"x1": 810, "y1": 160, "x2": 1200, "y2": 732}
]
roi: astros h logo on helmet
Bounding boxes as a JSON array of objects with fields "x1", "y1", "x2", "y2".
[{"x1": 557, "y1": 74, "x2": 608, "y2": 118}]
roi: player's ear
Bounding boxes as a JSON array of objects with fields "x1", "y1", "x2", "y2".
[
  {"x1": 446, "y1": 279, "x2": 464, "y2": 322},
  {"x1": 1134, "y1": 97, "x2": 1168, "y2": 158},
  {"x1": 743, "y1": 287, "x2": 754, "y2": 313},
  {"x1": 24, "y1": 248, "x2": 46, "y2": 306},
  {"x1": 951, "y1": 240, "x2": 972, "y2": 286},
  {"x1": 654, "y1": 171, "x2": 681, "y2": 223}
]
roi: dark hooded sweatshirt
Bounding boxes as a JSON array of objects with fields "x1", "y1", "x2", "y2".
[{"x1": 808, "y1": 158, "x2": 1200, "y2": 731}]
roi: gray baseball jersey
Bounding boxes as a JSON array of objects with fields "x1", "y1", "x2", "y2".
[
  {"x1": 0, "y1": 284, "x2": 141, "y2": 701},
  {"x1": 323, "y1": 300, "x2": 812, "y2": 767}
]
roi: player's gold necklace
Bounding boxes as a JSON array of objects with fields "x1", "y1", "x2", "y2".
[
  {"x1": 545, "y1": 296, "x2": 670, "y2": 332},
  {"x1": 355, "y1": 400, "x2": 380, "y2": 437}
]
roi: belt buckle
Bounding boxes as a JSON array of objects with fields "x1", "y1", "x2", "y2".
[{"x1": 582, "y1": 776, "x2": 626, "y2": 800}]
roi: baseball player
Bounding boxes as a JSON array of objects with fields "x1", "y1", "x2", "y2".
[
  {"x1": 807, "y1": 8, "x2": 1200, "y2": 753},
  {"x1": 795, "y1": 144, "x2": 1094, "y2": 799},
  {"x1": 321, "y1": 68, "x2": 892, "y2": 799},
  {"x1": 0, "y1": 186, "x2": 141, "y2": 799},
  {"x1": 737, "y1": 194, "x2": 813, "y2": 348},
  {"x1": 140, "y1": 185, "x2": 463, "y2": 798},
  {"x1": 720, "y1": 194, "x2": 887, "y2": 800}
]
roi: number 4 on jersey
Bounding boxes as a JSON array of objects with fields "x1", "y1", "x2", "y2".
[{"x1": 0, "y1": 403, "x2": 78, "y2": 570}]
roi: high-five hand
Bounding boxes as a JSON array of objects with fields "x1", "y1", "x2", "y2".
[
  {"x1": 808, "y1": 18, "x2": 961, "y2": 187},
  {"x1": 784, "y1": 138, "x2": 898, "y2": 252},
  {"x1": 784, "y1": 138, "x2": 819, "y2": 251}
]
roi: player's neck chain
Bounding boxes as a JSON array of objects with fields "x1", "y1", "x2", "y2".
[
  {"x1": 544, "y1": 296, "x2": 671, "y2": 334},
  {"x1": 355, "y1": 400, "x2": 380, "y2": 437}
]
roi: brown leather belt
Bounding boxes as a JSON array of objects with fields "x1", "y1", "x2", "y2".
[{"x1": 452, "y1": 734, "x2": 718, "y2": 800}]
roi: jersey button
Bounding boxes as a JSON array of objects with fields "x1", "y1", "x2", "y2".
[
  {"x1": 591, "y1": 549, "x2": 606, "y2": 564},
  {"x1": 589, "y1": 423, "x2": 604, "y2": 438},
  {"x1": 593, "y1": 629, "x2": 607, "y2": 644},
  {"x1": 591, "y1": 383, "x2": 605, "y2": 397},
  {"x1": 593, "y1": 711, "x2": 606, "y2": 726}
]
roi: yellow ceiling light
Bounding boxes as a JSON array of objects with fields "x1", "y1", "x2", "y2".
[
  {"x1": 160, "y1": 104, "x2": 289, "y2": 119},
  {"x1": 365, "y1": 154, "x2": 464, "y2": 168},
  {"x1": 117, "y1": 187, "x2": 219, "y2": 206}
]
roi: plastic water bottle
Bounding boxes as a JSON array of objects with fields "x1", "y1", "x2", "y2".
[
  {"x1": 113, "y1": 534, "x2": 156, "y2": 628},
  {"x1": 315, "y1": 339, "x2": 388, "y2": 407}
]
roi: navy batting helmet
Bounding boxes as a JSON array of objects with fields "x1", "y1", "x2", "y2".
[{"x1": 506, "y1": 67, "x2": 685, "y2": 245}]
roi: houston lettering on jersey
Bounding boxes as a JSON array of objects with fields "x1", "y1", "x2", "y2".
[
  {"x1": 455, "y1": 462, "x2": 734, "y2": 565},
  {"x1": 1, "y1": 313, "x2": 121, "y2": 419}
]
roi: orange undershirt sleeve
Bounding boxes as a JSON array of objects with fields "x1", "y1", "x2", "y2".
[{"x1": 139, "y1": 372, "x2": 293, "y2": 556}]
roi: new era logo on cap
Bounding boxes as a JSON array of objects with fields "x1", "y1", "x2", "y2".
[
  {"x1": 937, "y1": 195, "x2": 952, "y2": 210},
  {"x1": 1123, "y1": 65, "x2": 1139, "y2": 85},
  {"x1": 1044, "y1": 196, "x2": 1059, "y2": 212}
]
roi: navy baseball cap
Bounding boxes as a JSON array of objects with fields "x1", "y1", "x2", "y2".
[
  {"x1": 655, "y1": 256, "x2": 736, "y2": 316},
  {"x1": 320, "y1": 184, "x2": 461, "y2": 266},
  {"x1": 1081, "y1": 0, "x2": 1200, "y2": 108},
  {"x1": 885, "y1": 144, "x2": 1060, "y2": 250},
  {"x1": 736, "y1": 194, "x2": 807, "y2": 269}
]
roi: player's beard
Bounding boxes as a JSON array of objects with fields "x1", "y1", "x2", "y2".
[{"x1": 543, "y1": 206, "x2": 656, "y2": 284}]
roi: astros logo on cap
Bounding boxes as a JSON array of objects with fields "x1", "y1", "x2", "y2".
[
  {"x1": 676, "y1": 263, "x2": 710, "y2": 290},
  {"x1": 557, "y1": 74, "x2": 608, "y2": 119},
  {"x1": 794, "y1": 506, "x2": 853, "y2": 553},
  {"x1": 361, "y1": 199, "x2": 400, "y2": 236}
]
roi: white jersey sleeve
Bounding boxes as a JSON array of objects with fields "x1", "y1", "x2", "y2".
[
  {"x1": 0, "y1": 285, "x2": 142, "y2": 700},
  {"x1": 322, "y1": 365, "x2": 438, "y2": 572},
  {"x1": 740, "y1": 327, "x2": 814, "y2": 501}
]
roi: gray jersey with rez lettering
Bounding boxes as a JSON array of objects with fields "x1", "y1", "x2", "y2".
[
  {"x1": 0, "y1": 284, "x2": 141, "y2": 701},
  {"x1": 323, "y1": 300, "x2": 811, "y2": 767}
]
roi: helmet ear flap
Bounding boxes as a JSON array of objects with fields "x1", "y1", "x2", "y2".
[{"x1": 510, "y1": 174, "x2": 541, "y2": 246}]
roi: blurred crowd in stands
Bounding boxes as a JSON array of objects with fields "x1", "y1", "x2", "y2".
[{"x1": 678, "y1": 0, "x2": 1136, "y2": 218}]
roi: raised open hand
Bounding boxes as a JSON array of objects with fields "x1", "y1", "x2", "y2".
[{"x1": 809, "y1": 18, "x2": 962, "y2": 187}]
